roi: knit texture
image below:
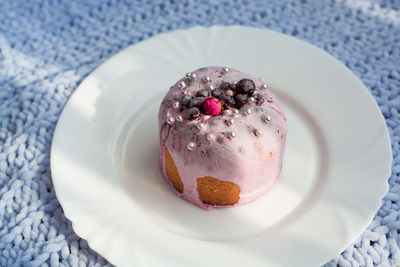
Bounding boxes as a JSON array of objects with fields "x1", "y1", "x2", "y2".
[{"x1": 0, "y1": 0, "x2": 399, "y2": 266}]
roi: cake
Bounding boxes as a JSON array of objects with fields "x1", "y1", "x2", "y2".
[{"x1": 158, "y1": 66, "x2": 287, "y2": 210}]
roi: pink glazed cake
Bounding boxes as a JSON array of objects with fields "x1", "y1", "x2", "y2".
[{"x1": 158, "y1": 66, "x2": 287, "y2": 210}]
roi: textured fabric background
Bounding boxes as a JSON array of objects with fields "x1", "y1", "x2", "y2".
[{"x1": 0, "y1": 0, "x2": 399, "y2": 266}]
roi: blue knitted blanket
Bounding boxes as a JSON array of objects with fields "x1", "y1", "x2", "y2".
[{"x1": 0, "y1": 0, "x2": 399, "y2": 266}]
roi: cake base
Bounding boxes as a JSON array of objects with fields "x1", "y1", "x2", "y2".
[{"x1": 164, "y1": 146, "x2": 240, "y2": 208}]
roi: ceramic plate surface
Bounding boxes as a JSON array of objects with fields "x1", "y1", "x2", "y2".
[{"x1": 51, "y1": 26, "x2": 392, "y2": 267}]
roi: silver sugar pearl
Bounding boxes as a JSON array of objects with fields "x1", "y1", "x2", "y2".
[
  {"x1": 178, "y1": 81, "x2": 186, "y2": 88},
  {"x1": 248, "y1": 96, "x2": 255, "y2": 102},
  {"x1": 254, "y1": 129, "x2": 263, "y2": 137},
  {"x1": 232, "y1": 81, "x2": 238, "y2": 88},
  {"x1": 226, "y1": 118, "x2": 235, "y2": 126},
  {"x1": 227, "y1": 131, "x2": 236, "y2": 139},
  {"x1": 187, "y1": 142, "x2": 195, "y2": 151},
  {"x1": 222, "y1": 67, "x2": 229, "y2": 74},
  {"x1": 261, "y1": 83, "x2": 268, "y2": 90},
  {"x1": 264, "y1": 115, "x2": 272, "y2": 122},
  {"x1": 231, "y1": 108, "x2": 239, "y2": 115},
  {"x1": 185, "y1": 72, "x2": 192, "y2": 78},
  {"x1": 190, "y1": 73, "x2": 196, "y2": 80},
  {"x1": 166, "y1": 117, "x2": 175, "y2": 125},
  {"x1": 203, "y1": 76, "x2": 211, "y2": 83},
  {"x1": 176, "y1": 115, "x2": 183, "y2": 122},
  {"x1": 223, "y1": 109, "x2": 232, "y2": 116},
  {"x1": 244, "y1": 108, "x2": 252, "y2": 116},
  {"x1": 197, "y1": 123, "x2": 204, "y2": 130},
  {"x1": 208, "y1": 85, "x2": 214, "y2": 90},
  {"x1": 173, "y1": 101, "x2": 180, "y2": 109},
  {"x1": 206, "y1": 133, "x2": 215, "y2": 141}
]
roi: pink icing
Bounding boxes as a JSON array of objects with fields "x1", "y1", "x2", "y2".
[{"x1": 158, "y1": 66, "x2": 287, "y2": 209}]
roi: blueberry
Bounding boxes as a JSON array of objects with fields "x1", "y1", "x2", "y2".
[
  {"x1": 235, "y1": 94, "x2": 247, "y2": 108},
  {"x1": 188, "y1": 97, "x2": 205, "y2": 107},
  {"x1": 254, "y1": 94, "x2": 265, "y2": 105},
  {"x1": 225, "y1": 89, "x2": 234, "y2": 96},
  {"x1": 236, "y1": 79, "x2": 256, "y2": 95},
  {"x1": 211, "y1": 88, "x2": 223, "y2": 99},
  {"x1": 197, "y1": 89, "x2": 210, "y2": 97},
  {"x1": 187, "y1": 107, "x2": 201, "y2": 120},
  {"x1": 181, "y1": 94, "x2": 193, "y2": 106},
  {"x1": 222, "y1": 95, "x2": 235, "y2": 106},
  {"x1": 220, "y1": 82, "x2": 231, "y2": 91},
  {"x1": 247, "y1": 88, "x2": 255, "y2": 96},
  {"x1": 256, "y1": 96, "x2": 265, "y2": 105}
]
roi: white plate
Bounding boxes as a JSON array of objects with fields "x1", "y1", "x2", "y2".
[{"x1": 50, "y1": 26, "x2": 392, "y2": 267}]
